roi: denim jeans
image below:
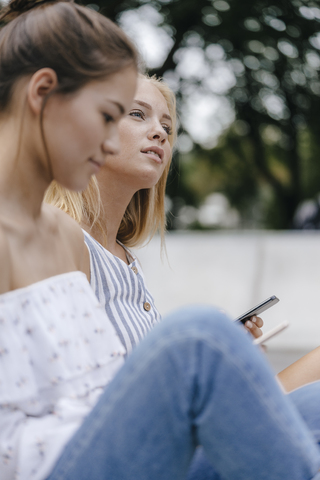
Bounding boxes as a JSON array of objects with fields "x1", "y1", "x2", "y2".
[
  {"x1": 186, "y1": 380, "x2": 320, "y2": 480},
  {"x1": 47, "y1": 306, "x2": 320, "y2": 480}
]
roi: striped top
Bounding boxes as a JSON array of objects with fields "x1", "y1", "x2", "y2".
[{"x1": 83, "y1": 230, "x2": 161, "y2": 355}]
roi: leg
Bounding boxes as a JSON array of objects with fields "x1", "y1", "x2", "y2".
[
  {"x1": 289, "y1": 382, "x2": 320, "y2": 444},
  {"x1": 186, "y1": 364, "x2": 320, "y2": 480},
  {"x1": 186, "y1": 447, "x2": 218, "y2": 480},
  {"x1": 47, "y1": 306, "x2": 320, "y2": 480}
]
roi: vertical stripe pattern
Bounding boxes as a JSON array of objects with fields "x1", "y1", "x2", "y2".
[{"x1": 83, "y1": 231, "x2": 162, "y2": 355}]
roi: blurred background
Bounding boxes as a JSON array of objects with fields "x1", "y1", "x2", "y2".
[
  {"x1": 85, "y1": 0, "x2": 320, "y2": 370},
  {"x1": 90, "y1": 0, "x2": 320, "y2": 232}
]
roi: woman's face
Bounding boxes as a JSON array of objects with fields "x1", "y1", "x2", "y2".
[
  {"x1": 98, "y1": 78, "x2": 172, "y2": 192},
  {"x1": 43, "y1": 66, "x2": 137, "y2": 191}
]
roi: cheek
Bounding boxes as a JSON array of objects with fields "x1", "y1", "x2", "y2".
[
  {"x1": 116, "y1": 128, "x2": 139, "y2": 159},
  {"x1": 52, "y1": 97, "x2": 102, "y2": 148},
  {"x1": 118, "y1": 121, "x2": 137, "y2": 146},
  {"x1": 163, "y1": 146, "x2": 172, "y2": 167},
  {"x1": 46, "y1": 109, "x2": 85, "y2": 147},
  {"x1": 67, "y1": 120, "x2": 102, "y2": 159}
]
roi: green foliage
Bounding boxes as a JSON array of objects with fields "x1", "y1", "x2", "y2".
[{"x1": 86, "y1": 0, "x2": 320, "y2": 229}]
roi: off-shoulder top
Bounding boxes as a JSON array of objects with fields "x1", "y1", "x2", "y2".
[{"x1": 0, "y1": 271, "x2": 125, "y2": 480}]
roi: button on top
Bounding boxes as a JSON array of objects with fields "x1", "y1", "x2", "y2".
[
  {"x1": 143, "y1": 301, "x2": 151, "y2": 312},
  {"x1": 131, "y1": 266, "x2": 138, "y2": 274}
]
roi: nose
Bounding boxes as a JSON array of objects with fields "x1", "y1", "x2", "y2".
[
  {"x1": 147, "y1": 121, "x2": 167, "y2": 144},
  {"x1": 102, "y1": 126, "x2": 121, "y2": 155}
]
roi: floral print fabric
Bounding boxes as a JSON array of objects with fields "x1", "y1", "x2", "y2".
[{"x1": 0, "y1": 271, "x2": 125, "y2": 480}]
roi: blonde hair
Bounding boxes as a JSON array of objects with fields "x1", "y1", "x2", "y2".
[{"x1": 45, "y1": 74, "x2": 177, "y2": 248}]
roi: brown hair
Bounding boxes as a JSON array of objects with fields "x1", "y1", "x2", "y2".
[
  {"x1": 0, "y1": 0, "x2": 138, "y2": 110},
  {"x1": 45, "y1": 74, "x2": 177, "y2": 249}
]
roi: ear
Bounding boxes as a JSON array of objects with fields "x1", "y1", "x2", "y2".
[{"x1": 27, "y1": 68, "x2": 58, "y2": 115}]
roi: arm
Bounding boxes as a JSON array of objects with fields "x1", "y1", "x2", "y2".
[
  {"x1": 0, "y1": 227, "x2": 11, "y2": 294},
  {"x1": 277, "y1": 346, "x2": 320, "y2": 392},
  {"x1": 47, "y1": 204, "x2": 91, "y2": 281},
  {"x1": 59, "y1": 208, "x2": 91, "y2": 281}
]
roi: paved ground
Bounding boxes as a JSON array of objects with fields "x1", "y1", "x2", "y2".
[{"x1": 266, "y1": 349, "x2": 309, "y2": 374}]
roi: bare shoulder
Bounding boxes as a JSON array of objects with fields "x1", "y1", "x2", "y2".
[
  {"x1": 43, "y1": 203, "x2": 84, "y2": 251},
  {"x1": 43, "y1": 203, "x2": 90, "y2": 277},
  {"x1": 45, "y1": 203, "x2": 83, "y2": 238},
  {"x1": 0, "y1": 225, "x2": 12, "y2": 293}
]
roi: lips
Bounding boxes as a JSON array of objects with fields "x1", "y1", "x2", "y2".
[
  {"x1": 89, "y1": 158, "x2": 105, "y2": 170},
  {"x1": 141, "y1": 146, "x2": 164, "y2": 162}
]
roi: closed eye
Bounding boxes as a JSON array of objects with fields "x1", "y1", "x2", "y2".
[{"x1": 103, "y1": 113, "x2": 114, "y2": 123}]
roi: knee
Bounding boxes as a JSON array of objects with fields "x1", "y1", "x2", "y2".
[{"x1": 160, "y1": 304, "x2": 242, "y2": 342}]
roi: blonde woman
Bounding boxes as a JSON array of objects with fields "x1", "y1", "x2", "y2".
[{"x1": 45, "y1": 74, "x2": 263, "y2": 353}]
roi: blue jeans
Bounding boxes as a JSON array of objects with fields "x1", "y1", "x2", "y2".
[
  {"x1": 186, "y1": 382, "x2": 320, "y2": 480},
  {"x1": 47, "y1": 306, "x2": 320, "y2": 480}
]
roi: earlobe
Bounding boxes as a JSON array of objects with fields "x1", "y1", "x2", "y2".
[{"x1": 27, "y1": 68, "x2": 58, "y2": 115}]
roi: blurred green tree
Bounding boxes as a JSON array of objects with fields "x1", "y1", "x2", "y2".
[{"x1": 92, "y1": 0, "x2": 320, "y2": 229}]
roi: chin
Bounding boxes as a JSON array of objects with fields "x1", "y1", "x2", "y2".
[
  {"x1": 55, "y1": 177, "x2": 90, "y2": 193},
  {"x1": 138, "y1": 171, "x2": 162, "y2": 189},
  {"x1": 136, "y1": 181, "x2": 158, "y2": 191}
]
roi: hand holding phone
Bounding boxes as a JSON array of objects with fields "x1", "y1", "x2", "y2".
[
  {"x1": 234, "y1": 295, "x2": 287, "y2": 345},
  {"x1": 234, "y1": 295, "x2": 279, "y2": 324}
]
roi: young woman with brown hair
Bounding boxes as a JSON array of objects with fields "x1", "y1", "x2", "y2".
[{"x1": 0, "y1": 0, "x2": 138, "y2": 477}]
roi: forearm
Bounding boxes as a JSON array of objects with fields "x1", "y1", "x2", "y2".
[{"x1": 277, "y1": 346, "x2": 320, "y2": 392}]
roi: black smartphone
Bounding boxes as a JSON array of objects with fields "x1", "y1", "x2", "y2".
[{"x1": 234, "y1": 295, "x2": 279, "y2": 324}]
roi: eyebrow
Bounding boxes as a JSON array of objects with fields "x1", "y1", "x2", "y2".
[
  {"x1": 109, "y1": 100, "x2": 125, "y2": 115},
  {"x1": 133, "y1": 99, "x2": 172, "y2": 122}
]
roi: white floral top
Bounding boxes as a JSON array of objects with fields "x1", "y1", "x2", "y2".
[{"x1": 0, "y1": 272, "x2": 125, "y2": 480}]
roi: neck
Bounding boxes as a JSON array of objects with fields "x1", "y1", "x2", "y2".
[
  {"x1": 82, "y1": 173, "x2": 135, "y2": 262},
  {"x1": 0, "y1": 116, "x2": 51, "y2": 220}
]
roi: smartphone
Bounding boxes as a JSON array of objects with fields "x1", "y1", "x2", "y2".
[
  {"x1": 253, "y1": 321, "x2": 289, "y2": 345},
  {"x1": 234, "y1": 295, "x2": 279, "y2": 324}
]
